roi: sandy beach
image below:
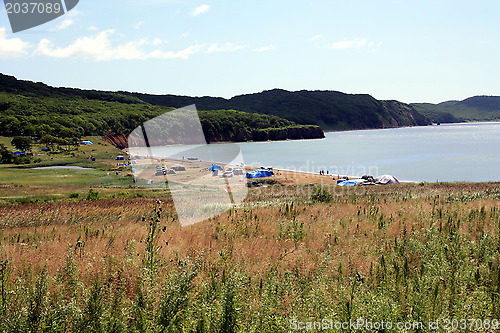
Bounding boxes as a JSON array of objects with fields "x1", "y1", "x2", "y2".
[{"x1": 130, "y1": 156, "x2": 344, "y2": 187}]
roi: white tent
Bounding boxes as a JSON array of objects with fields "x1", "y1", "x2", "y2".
[{"x1": 375, "y1": 175, "x2": 400, "y2": 185}]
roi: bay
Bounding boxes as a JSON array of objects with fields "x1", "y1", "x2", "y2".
[{"x1": 237, "y1": 122, "x2": 500, "y2": 182}]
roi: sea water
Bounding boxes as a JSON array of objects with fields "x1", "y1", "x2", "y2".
[{"x1": 236, "y1": 122, "x2": 500, "y2": 182}]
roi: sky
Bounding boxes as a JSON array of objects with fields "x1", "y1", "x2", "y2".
[{"x1": 1, "y1": 0, "x2": 499, "y2": 104}]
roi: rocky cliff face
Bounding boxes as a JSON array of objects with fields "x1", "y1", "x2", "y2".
[{"x1": 103, "y1": 133, "x2": 129, "y2": 149}]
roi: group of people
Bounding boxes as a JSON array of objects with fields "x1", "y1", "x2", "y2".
[{"x1": 319, "y1": 170, "x2": 329, "y2": 175}]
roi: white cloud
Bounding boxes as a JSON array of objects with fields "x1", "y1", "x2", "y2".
[
  {"x1": 148, "y1": 44, "x2": 204, "y2": 59},
  {"x1": 88, "y1": 25, "x2": 98, "y2": 31},
  {"x1": 33, "y1": 30, "x2": 242, "y2": 61},
  {"x1": 253, "y1": 45, "x2": 275, "y2": 52},
  {"x1": 328, "y1": 38, "x2": 368, "y2": 49},
  {"x1": 134, "y1": 21, "x2": 144, "y2": 29},
  {"x1": 327, "y1": 38, "x2": 382, "y2": 52},
  {"x1": 0, "y1": 27, "x2": 31, "y2": 59},
  {"x1": 311, "y1": 34, "x2": 322, "y2": 42},
  {"x1": 67, "y1": 9, "x2": 82, "y2": 18},
  {"x1": 206, "y1": 42, "x2": 245, "y2": 53},
  {"x1": 35, "y1": 30, "x2": 182, "y2": 60},
  {"x1": 50, "y1": 9, "x2": 80, "y2": 31},
  {"x1": 53, "y1": 19, "x2": 74, "y2": 31},
  {"x1": 152, "y1": 38, "x2": 164, "y2": 46},
  {"x1": 191, "y1": 4, "x2": 210, "y2": 16}
]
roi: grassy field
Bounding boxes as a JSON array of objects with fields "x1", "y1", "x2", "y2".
[
  {"x1": 0, "y1": 136, "x2": 145, "y2": 205},
  {"x1": 1, "y1": 177, "x2": 500, "y2": 332},
  {"x1": 2, "y1": 136, "x2": 500, "y2": 332}
]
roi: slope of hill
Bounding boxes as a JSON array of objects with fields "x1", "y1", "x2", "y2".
[
  {"x1": 0, "y1": 74, "x2": 324, "y2": 143},
  {"x1": 412, "y1": 96, "x2": 500, "y2": 123},
  {"x1": 0, "y1": 72, "x2": 145, "y2": 105},
  {"x1": 124, "y1": 89, "x2": 431, "y2": 130},
  {"x1": 0, "y1": 73, "x2": 430, "y2": 141}
]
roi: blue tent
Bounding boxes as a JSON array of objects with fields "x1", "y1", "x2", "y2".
[
  {"x1": 246, "y1": 169, "x2": 273, "y2": 179},
  {"x1": 208, "y1": 164, "x2": 223, "y2": 171},
  {"x1": 337, "y1": 179, "x2": 367, "y2": 186}
]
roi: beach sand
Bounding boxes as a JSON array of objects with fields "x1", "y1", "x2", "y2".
[
  {"x1": 270, "y1": 169, "x2": 340, "y2": 186},
  {"x1": 130, "y1": 156, "x2": 343, "y2": 186}
]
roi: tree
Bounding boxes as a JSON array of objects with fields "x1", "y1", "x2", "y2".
[
  {"x1": 11, "y1": 136, "x2": 32, "y2": 152},
  {"x1": 39, "y1": 134, "x2": 57, "y2": 150},
  {"x1": 0, "y1": 144, "x2": 14, "y2": 164}
]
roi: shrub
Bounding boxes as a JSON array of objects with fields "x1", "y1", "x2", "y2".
[
  {"x1": 86, "y1": 189, "x2": 99, "y2": 201},
  {"x1": 311, "y1": 186, "x2": 332, "y2": 203}
]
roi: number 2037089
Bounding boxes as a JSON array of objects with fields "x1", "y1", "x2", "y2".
[
  {"x1": 5, "y1": 2, "x2": 62, "y2": 14},
  {"x1": 442, "y1": 318, "x2": 499, "y2": 330}
]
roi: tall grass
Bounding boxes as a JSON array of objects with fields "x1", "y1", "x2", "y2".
[{"x1": 0, "y1": 182, "x2": 499, "y2": 331}]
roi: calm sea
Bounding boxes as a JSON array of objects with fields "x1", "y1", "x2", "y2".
[{"x1": 236, "y1": 122, "x2": 500, "y2": 182}]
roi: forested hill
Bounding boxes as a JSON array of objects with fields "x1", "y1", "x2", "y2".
[
  {"x1": 412, "y1": 96, "x2": 500, "y2": 123},
  {"x1": 0, "y1": 72, "x2": 146, "y2": 105},
  {"x1": 123, "y1": 89, "x2": 431, "y2": 130},
  {"x1": 0, "y1": 73, "x2": 430, "y2": 144},
  {"x1": 0, "y1": 73, "x2": 324, "y2": 144}
]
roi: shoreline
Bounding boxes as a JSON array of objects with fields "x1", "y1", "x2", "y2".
[{"x1": 323, "y1": 120, "x2": 500, "y2": 133}]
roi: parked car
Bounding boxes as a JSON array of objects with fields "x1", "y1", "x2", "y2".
[
  {"x1": 171, "y1": 165, "x2": 186, "y2": 171},
  {"x1": 233, "y1": 168, "x2": 244, "y2": 175},
  {"x1": 220, "y1": 171, "x2": 233, "y2": 178}
]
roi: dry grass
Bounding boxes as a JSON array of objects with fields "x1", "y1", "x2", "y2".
[
  {"x1": 0, "y1": 182, "x2": 500, "y2": 331},
  {"x1": 1, "y1": 182, "x2": 499, "y2": 276}
]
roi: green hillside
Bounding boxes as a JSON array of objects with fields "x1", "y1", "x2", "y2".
[
  {"x1": 0, "y1": 74, "x2": 324, "y2": 143},
  {"x1": 412, "y1": 96, "x2": 500, "y2": 123},
  {"x1": 0, "y1": 73, "x2": 431, "y2": 137},
  {"x1": 124, "y1": 89, "x2": 431, "y2": 130}
]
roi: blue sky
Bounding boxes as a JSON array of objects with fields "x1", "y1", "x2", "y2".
[{"x1": 1, "y1": 0, "x2": 499, "y2": 103}]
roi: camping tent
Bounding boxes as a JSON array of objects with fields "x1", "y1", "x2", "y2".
[
  {"x1": 208, "y1": 164, "x2": 223, "y2": 171},
  {"x1": 81, "y1": 140, "x2": 93, "y2": 145},
  {"x1": 115, "y1": 155, "x2": 125, "y2": 160},
  {"x1": 374, "y1": 175, "x2": 400, "y2": 185},
  {"x1": 337, "y1": 179, "x2": 367, "y2": 186},
  {"x1": 246, "y1": 169, "x2": 273, "y2": 179}
]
